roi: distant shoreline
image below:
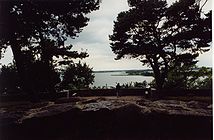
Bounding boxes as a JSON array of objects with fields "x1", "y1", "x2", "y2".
[
  {"x1": 93, "y1": 69, "x2": 154, "y2": 77},
  {"x1": 93, "y1": 67, "x2": 212, "y2": 73},
  {"x1": 110, "y1": 74, "x2": 152, "y2": 77},
  {"x1": 93, "y1": 69, "x2": 153, "y2": 73}
]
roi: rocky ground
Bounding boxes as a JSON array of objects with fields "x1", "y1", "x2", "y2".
[{"x1": 0, "y1": 96, "x2": 212, "y2": 140}]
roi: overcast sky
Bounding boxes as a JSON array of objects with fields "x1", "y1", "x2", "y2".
[{"x1": 0, "y1": 0, "x2": 212, "y2": 70}]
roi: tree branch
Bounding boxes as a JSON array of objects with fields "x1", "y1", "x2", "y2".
[{"x1": 199, "y1": 0, "x2": 208, "y2": 13}]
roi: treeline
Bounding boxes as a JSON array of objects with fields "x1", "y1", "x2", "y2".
[
  {"x1": 0, "y1": 0, "x2": 100, "y2": 100},
  {"x1": 126, "y1": 70, "x2": 153, "y2": 76},
  {"x1": 109, "y1": 0, "x2": 211, "y2": 89},
  {"x1": 0, "y1": 62, "x2": 94, "y2": 94},
  {"x1": 0, "y1": 0, "x2": 212, "y2": 101}
]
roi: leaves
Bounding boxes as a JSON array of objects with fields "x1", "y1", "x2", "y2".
[
  {"x1": 60, "y1": 62, "x2": 95, "y2": 90},
  {"x1": 164, "y1": 65, "x2": 212, "y2": 89},
  {"x1": 110, "y1": 0, "x2": 211, "y2": 89},
  {"x1": 0, "y1": 0, "x2": 100, "y2": 94},
  {"x1": 0, "y1": 0, "x2": 100, "y2": 61},
  {"x1": 0, "y1": 64, "x2": 21, "y2": 93}
]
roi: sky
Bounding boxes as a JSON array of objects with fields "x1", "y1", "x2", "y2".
[{"x1": 0, "y1": 0, "x2": 212, "y2": 71}]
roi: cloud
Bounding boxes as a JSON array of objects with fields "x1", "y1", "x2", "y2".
[
  {"x1": 71, "y1": 0, "x2": 130, "y2": 45},
  {"x1": 71, "y1": 0, "x2": 212, "y2": 70},
  {"x1": 88, "y1": 0, "x2": 129, "y2": 20},
  {"x1": 71, "y1": 19, "x2": 112, "y2": 44},
  {"x1": 72, "y1": 40, "x2": 147, "y2": 71},
  {"x1": 69, "y1": 0, "x2": 144, "y2": 70},
  {"x1": 197, "y1": 47, "x2": 213, "y2": 67},
  {"x1": 77, "y1": 54, "x2": 147, "y2": 71},
  {"x1": 1, "y1": 0, "x2": 212, "y2": 70},
  {"x1": 0, "y1": 47, "x2": 13, "y2": 66},
  {"x1": 77, "y1": 0, "x2": 212, "y2": 70}
]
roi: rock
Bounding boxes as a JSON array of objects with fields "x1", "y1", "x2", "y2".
[
  {"x1": 0, "y1": 97, "x2": 212, "y2": 140},
  {"x1": 0, "y1": 97, "x2": 212, "y2": 124},
  {"x1": 207, "y1": 104, "x2": 212, "y2": 109}
]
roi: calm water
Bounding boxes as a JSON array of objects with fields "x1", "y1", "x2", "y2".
[{"x1": 91, "y1": 72, "x2": 154, "y2": 88}]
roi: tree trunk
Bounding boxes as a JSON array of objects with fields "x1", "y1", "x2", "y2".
[
  {"x1": 146, "y1": 56, "x2": 164, "y2": 89},
  {"x1": 10, "y1": 39, "x2": 39, "y2": 102},
  {"x1": 41, "y1": 43, "x2": 57, "y2": 99},
  {"x1": 154, "y1": 72, "x2": 164, "y2": 90}
]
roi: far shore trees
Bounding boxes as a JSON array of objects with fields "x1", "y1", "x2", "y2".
[
  {"x1": 110, "y1": 0, "x2": 211, "y2": 89},
  {"x1": 0, "y1": 0, "x2": 100, "y2": 98}
]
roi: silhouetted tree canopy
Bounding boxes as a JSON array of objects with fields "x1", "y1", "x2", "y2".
[
  {"x1": 163, "y1": 63, "x2": 212, "y2": 89},
  {"x1": 0, "y1": 62, "x2": 61, "y2": 94},
  {"x1": 0, "y1": 0, "x2": 100, "y2": 97},
  {"x1": 0, "y1": 64, "x2": 21, "y2": 94},
  {"x1": 60, "y1": 62, "x2": 94, "y2": 90},
  {"x1": 110, "y1": 0, "x2": 211, "y2": 89}
]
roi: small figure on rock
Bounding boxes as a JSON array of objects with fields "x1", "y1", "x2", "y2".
[{"x1": 116, "y1": 83, "x2": 121, "y2": 98}]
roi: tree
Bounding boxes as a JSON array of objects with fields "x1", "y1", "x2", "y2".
[
  {"x1": 109, "y1": 0, "x2": 211, "y2": 89},
  {"x1": 60, "y1": 62, "x2": 95, "y2": 90},
  {"x1": 28, "y1": 61, "x2": 61, "y2": 93},
  {"x1": 163, "y1": 63, "x2": 195, "y2": 89},
  {"x1": 163, "y1": 65, "x2": 212, "y2": 89},
  {"x1": 0, "y1": 62, "x2": 61, "y2": 94},
  {"x1": 0, "y1": 64, "x2": 21, "y2": 94},
  {"x1": 187, "y1": 66, "x2": 212, "y2": 89},
  {"x1": 0, "y1": 0, "x2": 100, "y2": 96}
]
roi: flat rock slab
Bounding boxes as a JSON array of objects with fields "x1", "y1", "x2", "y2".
[
  {"x1": 0, "y1": 96, "x2": 212, "y2": 124},
  {"x1": 0, "y1": 96, "x2": 212, "y2": 140}
]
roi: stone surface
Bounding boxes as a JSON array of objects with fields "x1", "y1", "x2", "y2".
[
  {"x1": 0, "y1": 96, "x2": 212, "y2": 124},
  {"x1": 0, "y1": 96, "x2": 212, "y2": 140}
]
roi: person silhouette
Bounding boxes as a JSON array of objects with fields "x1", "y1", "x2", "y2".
[{"x1": 116, "y1": 83, "x2": 121, "y2": 97}]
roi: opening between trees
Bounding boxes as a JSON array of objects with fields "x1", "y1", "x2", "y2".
[{"x1": 0, "y1": 0, "x2": 212, "y2": 100}]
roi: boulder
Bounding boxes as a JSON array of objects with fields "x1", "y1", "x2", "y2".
[{"x1": 0, "y1": 97, "x2": 212, "y2": 140}]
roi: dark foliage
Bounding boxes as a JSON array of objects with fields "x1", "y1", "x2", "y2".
[
  {"x1": 0, "y1": 64, "x2": 21, "y2": 94},
  {"x1": 60, "y1": 62, "x2": 95, "y2": 90},
  {"x1": 0, "y1": 63, "x2": 61, "y2": 94},
  {"x1": 164, "y1": 66, "x2": 212, "y2": 89},
  {"x1": 0, "y1": 0, "x2": 100, "y2": 97},
  {"x1": 110, "y1": 0, "x2": 212, "y2": 89}
]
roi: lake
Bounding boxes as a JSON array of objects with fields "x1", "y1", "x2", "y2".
[{"x1": 91, "y1": 71, "x2": 154, "y2": 88}]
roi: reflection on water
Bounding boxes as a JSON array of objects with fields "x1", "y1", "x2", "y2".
[{"x1": 91, "y1": 72, "x2": 154, "y2": 88}]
